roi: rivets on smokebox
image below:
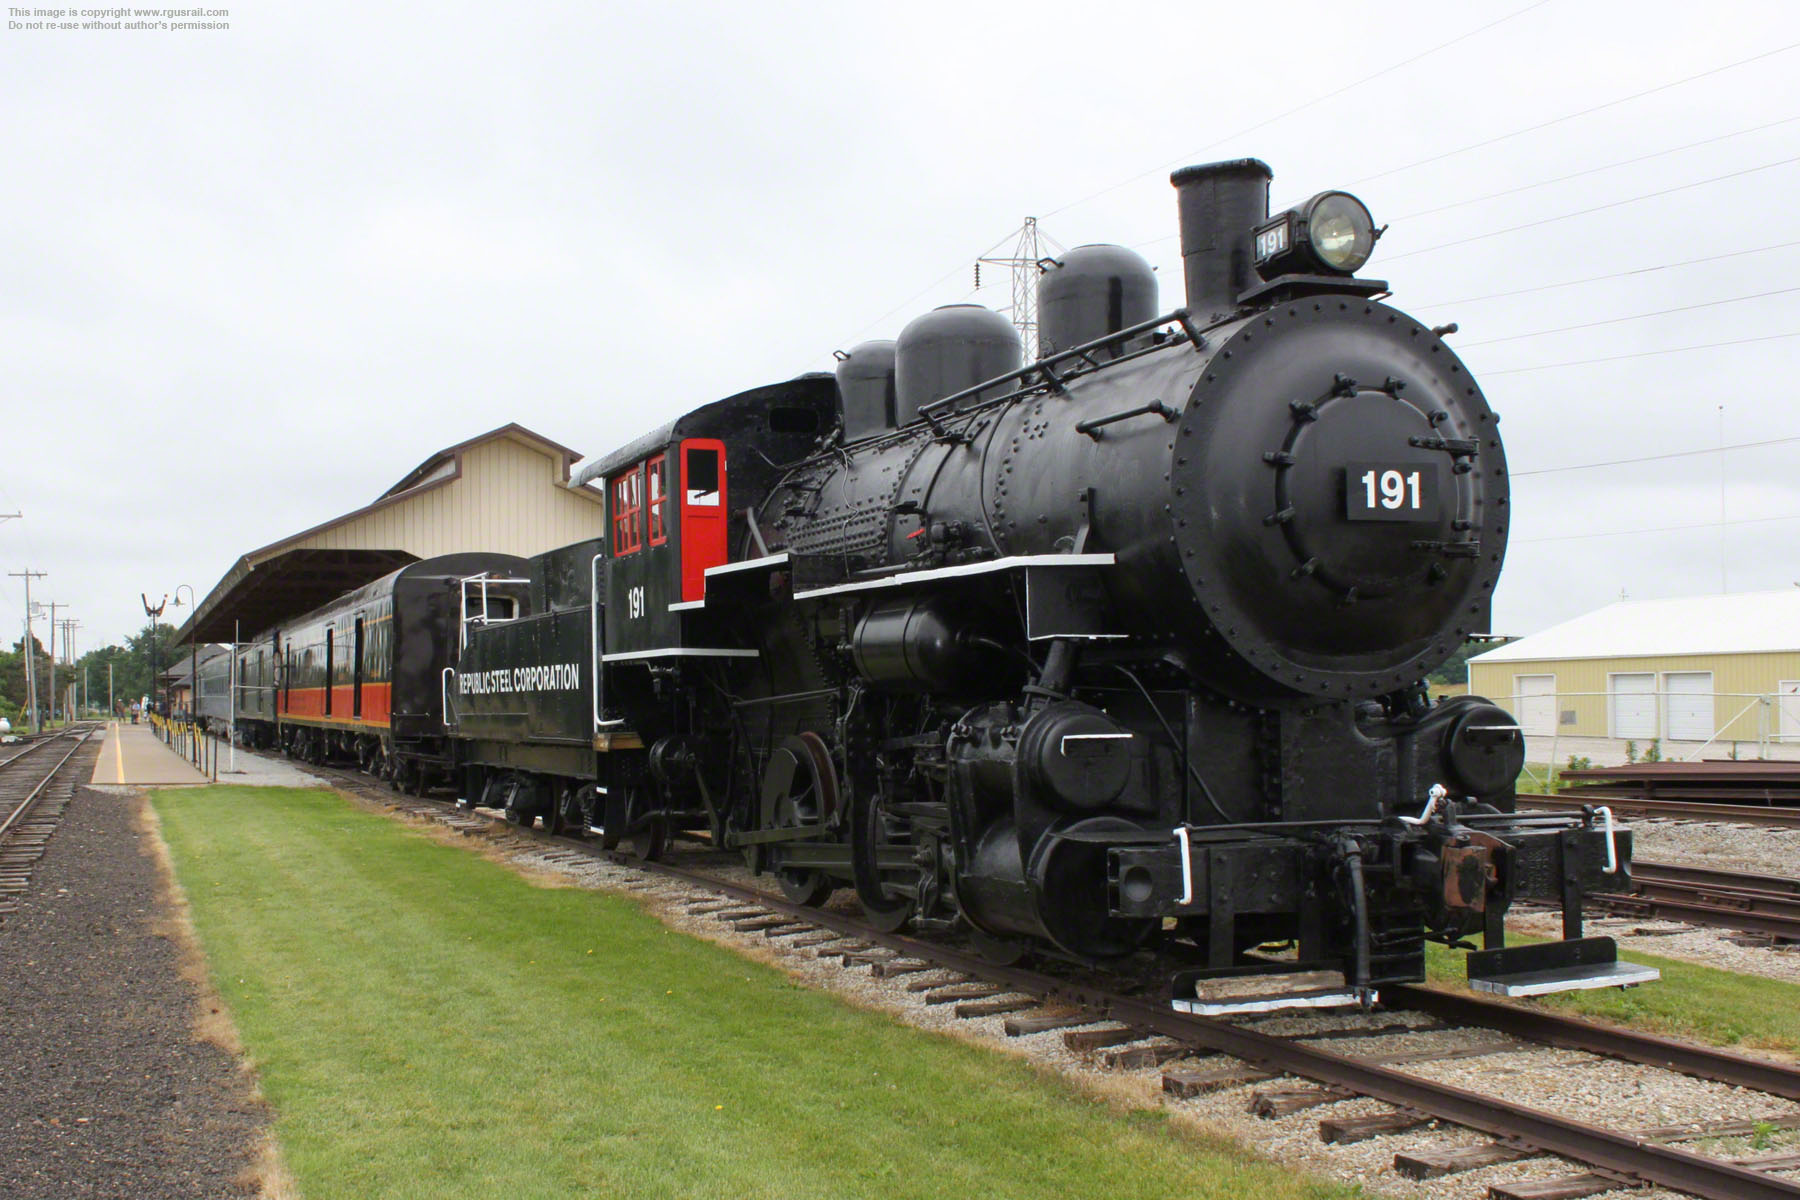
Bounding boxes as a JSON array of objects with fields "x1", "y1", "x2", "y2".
[
  {"x1": 1262, "y1": 450, "x2": 1294, "y2": 467},
  {"x1": 1331, "y1": 373, "x2": 1358, "y2": 397},
  {"x1": 1288, "y1": 400, "x2": 1317, "y2": 422},
  {"x1": 1263, "y1": 507, "x2": 1295, "y2": 526},
  {"x1": 1289, "y1": 557, "x2": 1319, "y2": 580}
]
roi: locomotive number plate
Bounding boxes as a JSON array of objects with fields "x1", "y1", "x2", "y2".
[{"x1": 1346, "y1": 462, "x2": 1439, "y2": 521}]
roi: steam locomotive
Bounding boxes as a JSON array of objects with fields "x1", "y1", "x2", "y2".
[{"x1": 206, "y1": 160, "x2": 1653, "y2": 1009}]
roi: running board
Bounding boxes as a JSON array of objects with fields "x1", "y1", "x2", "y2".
[{"x1": 1468, "y1": 936, "x2": 1660, "y2": 997}]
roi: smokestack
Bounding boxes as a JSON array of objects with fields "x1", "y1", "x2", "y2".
[{"x1": 1170, "y1": 159, "x2": 1272, "y2": 323}]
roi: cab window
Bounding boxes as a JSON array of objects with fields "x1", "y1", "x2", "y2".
[
  {"x1": 611, "y1": 468, "x2": 643, "y2": 556},
  {"x1": 646, "y1": 455, "x2": 668, "y2": 545}
]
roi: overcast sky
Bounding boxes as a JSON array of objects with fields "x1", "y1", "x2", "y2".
[{"x1": 3, "y1": 0, "x2": 1798, "y2": 655}]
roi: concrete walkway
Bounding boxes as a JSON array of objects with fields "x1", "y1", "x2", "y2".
[{"x1": 91, "y1": 721, "x2": 208, "y2": 786}]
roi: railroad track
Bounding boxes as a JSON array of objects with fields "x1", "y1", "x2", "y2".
[
  {"x1": 1519, "y1": 792, "x2": 1800, "y2": 831},
  {"x1": 0, "y1": 725, "x2": 101, "y2": 922},
  {"x1": 1589, "y1": 859, "x2": 1800, "y2": 942},
  {"x1": 261, "y1": 756, "x2": 1800, "y2": 1198}
]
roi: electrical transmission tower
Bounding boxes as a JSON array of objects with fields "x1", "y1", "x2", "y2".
[{"x1": 977, "y1": 217, "x2": 1063, "y2": 361}]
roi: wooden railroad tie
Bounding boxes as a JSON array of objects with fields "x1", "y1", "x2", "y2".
[
  {"x1": 923, "y1": 984, "x2": 1003, "y2": 1006},
  {"x1": 1163, "y1": 1036, "x2": 1521, "y2": 1104},
  {"x1": 728, "y1": 916, "x2": 795, "y2": 933},
  {"x1": 1247, "y1": 1086, "x2": 1354, "y2": 1118},
  {"x1": 1064, "y1": 1026, "x2": 1151, "y2": 1054},
  {"x1": 1319, "y1": 1110, "x2": 1434, "y2": 1145},
  {"x1": 1098, "y1": 1042, "x2": 1191, "y2": 1071},
  {"x1": 1164, "y1": 1064, "x2": 1272, "y2": 1097},
  {"x1": 1486, "y1": 1171, "x2": 1635, "y2": 1200},
  {"x1": 843, "y1": 951, "x2": 900, "y2": 967},
  {"x1": 905, "y1": 972, "x2": 967, "y2": 992},
  {"x1": 1003, "y1": 1014, "x2": 1093, "y2": 1037},
  {"x1": 1396, "y1": 1110, "x2": 1800, "y2": 1181},
  {"x1": 814, "y1": 941, "x2": 874, "y2": 959},
  {"x1": 954, "y1": 997, "x2": 1036, "y2": 1019},
  {"x1": 868, "y1": 960, "x2": 934, "y2": 979}
]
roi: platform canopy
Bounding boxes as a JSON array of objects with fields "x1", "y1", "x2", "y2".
[{"x1": 174, "y1": 423, "x2": 605, "y2": 644}]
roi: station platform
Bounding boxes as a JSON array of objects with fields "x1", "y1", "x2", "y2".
[
  {"x1": 91, "y1": 721, "x2": 208, "y2": 786},
  {"x1": 89, "y1": 722, "x2": 329, "y2": 789}
]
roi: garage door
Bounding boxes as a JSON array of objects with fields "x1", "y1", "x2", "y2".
[
  {"x1": 1780, "y1": 681, "x2": 1800, "y2": 741},
  {"x1": 1663, "y1": 671, "x2": 1714, "y2": 742},
  {"x1": 1608, "y1": 673, "x2": 1657, "y2": 739},
  {"x1": 1515, "y1": 674, "x2": 1557, "y2": 737}
]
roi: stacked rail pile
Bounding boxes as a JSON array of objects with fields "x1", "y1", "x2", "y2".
[{"x1": 1560, "y1": 761, "x2": 1800, "y2": 807}]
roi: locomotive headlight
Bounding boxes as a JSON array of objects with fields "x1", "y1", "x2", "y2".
[
  {"x1": 1253, "y1": 190, "x2": 1379, "y2": 278},
  {"x1": 1306, "y1": 192, "x2": 1376, "y2": 273}
]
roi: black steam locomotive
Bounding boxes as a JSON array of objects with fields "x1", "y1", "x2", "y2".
[{"x1": 222, "y1": 160, "x2": 1653, "y2": 1009}]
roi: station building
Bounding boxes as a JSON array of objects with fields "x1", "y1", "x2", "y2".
[
  {"x1": 1468, "y1": 590, "x2": 1800, "y2": 762},
  {"x1": 173, "y1": 424, "x2": 607, "y2": 646}
]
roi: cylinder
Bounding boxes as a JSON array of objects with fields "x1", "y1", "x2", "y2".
[
  {"x1": 1036, "y1": 245, "x2": 1159, "y2": 357},
  {"x1": 1170, "y1": 159, "x2": 1272, "y2": 322},
  {"x1": 894, "y1": 304, "x2": 1023, "y2": 425},
  {"x1": 835, "y1": 340, "x2": 897, "y2": 442}
]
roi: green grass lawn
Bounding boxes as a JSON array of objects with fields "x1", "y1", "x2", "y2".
[
  {"x1": 154, "y1": 787, "x2": 1360, "y2": 1200},
  {"x1": 1425, "y1": 938, "x2": 1800, "y2": 1053}
]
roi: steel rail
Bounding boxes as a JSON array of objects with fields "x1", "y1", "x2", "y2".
[
  {"x1": 1519, "y1": 792, "x2": 1800, "y2": 830},
  {"x1": 0, "y1": 728, "x2": 82, "y2": 771},
  {"x1": 1634, "y1": 859, "x2": 1800, "y2": 897},
  {"x1": 0, "y1": 729, "x2": 96, "y2": 841},
  {"x1": 1589, "y1": 891, "x2": 1800, "y2": 940},
  {"x1": 328, "y1": 767, "x2": 1800, "y2": 1199},
  {"x1": 614, "y1": 851, "x2": 1800, "y2": 1200},
  {"x1": 1385, "y1": 984, "x2": 1800, "y2": 1100}
]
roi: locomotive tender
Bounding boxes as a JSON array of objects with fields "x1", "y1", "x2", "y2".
[{"x1": 220, "y1": 160, "x2": 1653, "y2": 1008}]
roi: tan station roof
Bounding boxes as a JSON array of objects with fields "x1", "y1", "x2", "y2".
[{"x1": 176, "y1": 423, "x2": 605, "y2": 642}]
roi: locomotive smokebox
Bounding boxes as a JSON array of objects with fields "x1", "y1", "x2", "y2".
[
  {"x1": 1171, "y1": 159, "x2": 1272, "y2": 322},
  {"x1": 1037, "y1": 244, "x2": 1159, "y2": 357}
]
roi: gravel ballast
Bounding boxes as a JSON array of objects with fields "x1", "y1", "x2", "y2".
[{"x1": 0, "y1": 786, "x2": 271, "y2": 1199}]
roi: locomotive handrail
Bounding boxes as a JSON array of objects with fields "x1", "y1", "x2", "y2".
[
  {"x1": 918, "y1": 307, "x2": 1199, "y2": 419},
  {"x1": 440, "y1": 667, "x2": 458, "y2": 729},
  {"x1": 591, "y1": 553, "x2": 625, "y2": 731}
]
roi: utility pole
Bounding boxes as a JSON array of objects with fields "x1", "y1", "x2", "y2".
[
  {"x1": 63, "y1": 619, "x2": 83, "y2": 715},
  {"x1": 46, "y1": 601, "x2": 59, "y2": 727},
  {"x1": 9, "y1": 570, "x2": 45, "y2": 733},
  {"x1": 108, "y1": 661, "x2": 114, "y2": 718},
  {"x1": 977, "y1": 218, "x2": 1063, "y2": 361}
]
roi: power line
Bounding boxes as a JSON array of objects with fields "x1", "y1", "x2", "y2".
[
  {"x1": 1391, "y1": 114, "x2": 1800, "y2": 221},
  {"x1": 1038, "y1": 0, "x2": 1552, "y2": 220},
  {"x1": 1517, "y1": 510, "x2": 1800, "y2": 544},
  {"x1": 1514, "y1": 435, "x2": 1800, "y2": 477},
  {"x1": 1457, "y1": 285, "x2": 1800, "y2": 348},
  {"x1": 821, "y1": 226, "x2": 1021, "y2": 355},
  {"x1": 1349, "y1": 41, "x2": 1800, "y2": 187},
  {"x1": 1482, "y1": 331, "x2": 1800, "y2": 376},
  {"x1": 1384, "y1": 154, "x2": 1800, "y2": 261},
  {"x1": 1410, "y1": 240, "x2": 1800, "y2": 309}
]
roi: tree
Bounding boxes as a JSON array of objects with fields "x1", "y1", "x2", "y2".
[
  {"x1": 1428, "y1": 638, "x2": 1483, "y2": 686},
  {"x1": 0, "y1": 633, "x2": 51, "y2": 722}
]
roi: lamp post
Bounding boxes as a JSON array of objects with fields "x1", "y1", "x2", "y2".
[
  {"x1": 172, "y1": 584, "x2": 196, "y2": 762},
  {"x1": 141, "y1": 593, "x2": 166, "y2": 722}
]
